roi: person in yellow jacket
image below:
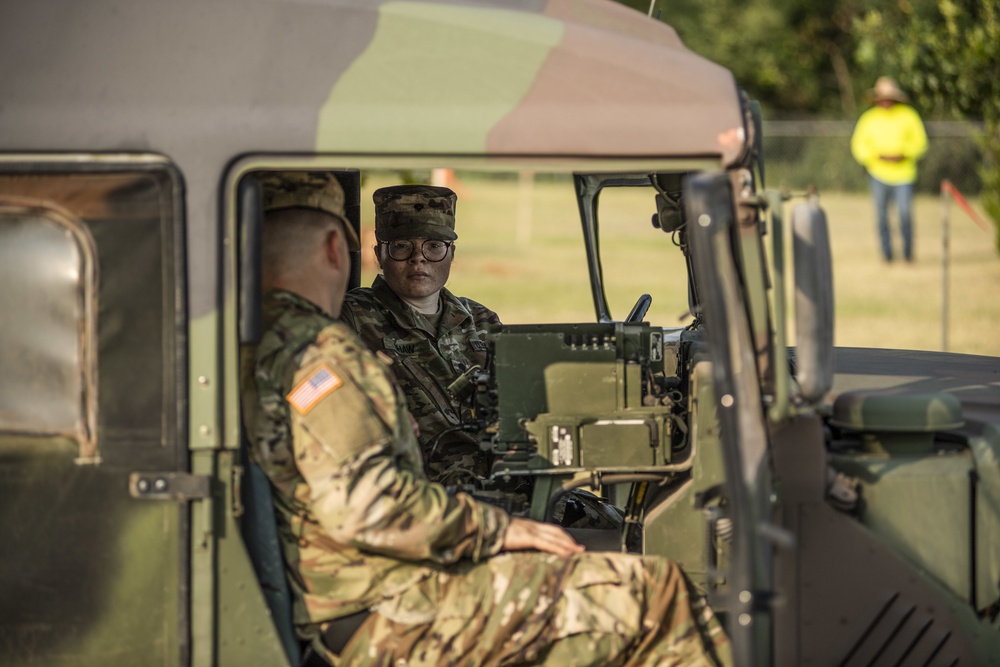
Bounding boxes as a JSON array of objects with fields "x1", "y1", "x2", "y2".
[{"x1": 851, "y1": 76, "x2": 928, "y2": 262}]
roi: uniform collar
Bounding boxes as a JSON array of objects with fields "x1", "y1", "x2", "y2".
[
  {"x1": 262, "y1": 289, "x2": 331, "y2": 324},
  {"x1": 371, "y1": 275, "x2": 469, "y2": 335}
]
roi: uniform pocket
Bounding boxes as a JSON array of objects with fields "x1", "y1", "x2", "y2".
[{"x1": 549, "y1": 553, "x2": 646, "y2": 639}]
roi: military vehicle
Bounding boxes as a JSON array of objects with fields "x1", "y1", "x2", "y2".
[{"x1": 2, "y1": 0, "x2": 998, "y2": 665}]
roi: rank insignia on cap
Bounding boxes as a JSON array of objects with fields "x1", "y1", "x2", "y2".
[{"x1": 287, "y1": 365, "x2": 342, "y2": 414}]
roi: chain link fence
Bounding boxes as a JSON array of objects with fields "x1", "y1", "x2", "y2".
[{"x1": 761, "y1": 121, "x2": 984, "y2": 195}]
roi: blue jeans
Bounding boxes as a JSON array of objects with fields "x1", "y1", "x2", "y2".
[{"x1": 869, "y1": 175, "x2": 915, "y2": 261}]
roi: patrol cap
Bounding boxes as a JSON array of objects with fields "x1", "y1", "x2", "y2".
[
  {"x1": 373, "y1": 185, "x2": 457, "y2": 242},
  {"x1": 259, "y1": 171, "x2": 360, "y2": 251}
]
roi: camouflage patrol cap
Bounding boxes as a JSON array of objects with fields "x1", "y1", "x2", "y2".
[
  {"x1": 373, "y1": 185, "x2": 458, "y2": 242},
  {"x1": 259, "y1": 171, "x2": 360, "y2": 250}
]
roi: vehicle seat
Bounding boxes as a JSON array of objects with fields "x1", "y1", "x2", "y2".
[{"x1": 240, "y1": 444, "x2": 302, "y2": 666}]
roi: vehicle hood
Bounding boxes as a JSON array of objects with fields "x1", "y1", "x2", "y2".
[{"x1": 827, "y1": 347, "x2": 1000, "y2": 438}]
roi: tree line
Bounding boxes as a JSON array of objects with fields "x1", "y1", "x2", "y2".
[{"x1": 617, "y1": 0, "x2": 999, "y2": 249}]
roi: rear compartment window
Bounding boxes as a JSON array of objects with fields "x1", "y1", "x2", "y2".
[
  {"x1": 0, "y1": 166, "x2": 181, "y2": 458},
  {"x1": 0, "y1": 200, "x2": 97, "y2": 453}
]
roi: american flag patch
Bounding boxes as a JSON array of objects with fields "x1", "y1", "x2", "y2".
[{"x1": 286, "y1": 365, "x2": 342, "y2": 414}]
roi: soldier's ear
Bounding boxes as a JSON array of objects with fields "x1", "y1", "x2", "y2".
[
  {"x1": 325, "y1": 228, "x2": 348, "y2": 269},
  {"x1": 373, "y1": 244, "x2": 383, "y2": 270}
]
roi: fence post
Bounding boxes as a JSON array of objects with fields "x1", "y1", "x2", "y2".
[
  {"x1": 939, "y1": 179, "x2": 990, "y2": 351},
  {"x1": 516, "y1": 170, "x2": 534, "y2": 246},
  {"x1": 941, "y1": 181, "x2": 951, "y2": 352}
]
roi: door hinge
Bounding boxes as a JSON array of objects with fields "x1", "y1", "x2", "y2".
[{"x1": 129, "y1": 472, "x2": 212, "y2": 501}]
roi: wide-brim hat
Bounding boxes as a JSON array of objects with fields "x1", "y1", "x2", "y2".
[
  {"x1": 373, "y1": 185, "x2": 458, "y2": 242},
  {"x1": 259, "y1": 171, "x2": 360, "y2": 251},
  {"x1": 872, "y1": 76, "x2": 909, "y2": 103}
]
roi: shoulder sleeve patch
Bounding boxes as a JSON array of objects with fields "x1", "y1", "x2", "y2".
[{"x1": 286, "y1": 364, "x2": 343, "y2": 414}]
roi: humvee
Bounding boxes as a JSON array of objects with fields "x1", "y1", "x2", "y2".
[{"x1": 2, "y1": 1, "x2": 998, "y2": 665}]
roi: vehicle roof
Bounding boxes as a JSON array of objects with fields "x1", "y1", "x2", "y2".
[{"x1": 0, "y1": 0, "x2": 744, "y2": 163}]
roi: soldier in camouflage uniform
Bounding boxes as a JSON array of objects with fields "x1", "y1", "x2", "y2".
[
  {"x1": 341, "y1": 185, "x2": 499, "y2": 486},
  {"x1": 242, "y1": 172, "x2": 732, "y2": 666}
]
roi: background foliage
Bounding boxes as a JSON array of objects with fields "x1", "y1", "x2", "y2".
[
  {"x1": 617, "y1": 0, "x2": 1000, "y2": 248},
  {"x1": 852, "y1": 0, "x2": 1000, "y2": 250}
]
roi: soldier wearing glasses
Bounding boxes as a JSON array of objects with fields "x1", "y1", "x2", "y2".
[{"x1": 342, "y1": 185, "x2": 500, "y2": 486}]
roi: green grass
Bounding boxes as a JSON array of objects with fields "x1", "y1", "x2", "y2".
[
  {"x1": 821, "y1": 191, "x2": 999, "y2": 356},
  {"x1": 357, "y1": 174, "x2": 1000, "y2": 358}
]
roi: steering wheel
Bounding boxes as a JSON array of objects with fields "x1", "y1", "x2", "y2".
[{"x1": 624, "y1": 293, "x2": 652, "y2": 323}]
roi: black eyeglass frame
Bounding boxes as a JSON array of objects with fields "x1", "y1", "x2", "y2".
[{"x1": 380, "y1": 239, "x2": 453, "y2": 262}]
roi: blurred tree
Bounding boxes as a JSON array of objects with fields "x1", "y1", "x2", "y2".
[
  {"x1": 854, "y1": 0, "x2": 1000, "y2": 251},
  {"x1": 617, "y1": 0, "x2": 865, "y2": 116},
  {"x1": 616, "y1": 0, "x2": 999, "y2": 250}
]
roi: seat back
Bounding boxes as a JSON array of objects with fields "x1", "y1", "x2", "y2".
[{"x1": 240, "y1": 447, "x2": 302, "y2": 666}]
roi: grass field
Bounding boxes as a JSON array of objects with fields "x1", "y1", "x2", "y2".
[{"x1": 358, "y1": 173, "x2": 1000, "y2": 358}]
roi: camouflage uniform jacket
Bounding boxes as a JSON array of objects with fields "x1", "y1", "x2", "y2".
[
  {"x1": 241, "y1": 289, "x2": 509, "y2": 631},
  {"x1": 341, "y1": 275, "x2": 501, "y2": 482}
]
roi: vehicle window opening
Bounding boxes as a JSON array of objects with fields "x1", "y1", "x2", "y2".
[
  {"x1": 0, "y1": 168, "x2": 180, "y2": 454},
  {"x1": 0, "y1": 197, "x2": 98, "y2": 458}
]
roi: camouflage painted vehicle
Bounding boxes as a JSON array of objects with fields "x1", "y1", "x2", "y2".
[{"x1": 2, "y1": 0, "x2": 999, "y2": 665}]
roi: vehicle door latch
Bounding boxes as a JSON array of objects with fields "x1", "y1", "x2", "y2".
[{"x1": 129, "y1": 472, "x2": 212, "y2": 501}]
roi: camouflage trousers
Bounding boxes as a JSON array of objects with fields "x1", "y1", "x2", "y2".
[{"x1": 329, "y1": 551, "x2": 731, "y2": 666}]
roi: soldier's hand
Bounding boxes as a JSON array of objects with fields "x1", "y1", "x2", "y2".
[{"x1": 502, "y1": 517, "x2": 585, "y2": 557}]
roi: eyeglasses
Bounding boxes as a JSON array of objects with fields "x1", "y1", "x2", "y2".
[{"x1": 381, "y1": 239, "x2": 453, "y2": 262}]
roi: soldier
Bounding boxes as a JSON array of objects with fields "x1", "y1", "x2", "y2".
[
  {"x1": 341, "y1": 185, "x2": 498, "y2": 486},
  {"x1": 242, "y1": 172, "x2": 732, "y2": 666}
]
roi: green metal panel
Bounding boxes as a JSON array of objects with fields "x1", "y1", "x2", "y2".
[
  {"x1": 643, "y1": 358, "x2": 728, "y2": 589},
  {"x1": 972, "y1": 426, "x2": 1000, "y2": 611},
  {"x1": 496, "y1": 323, "x2": 678, "y2": 470},
  {"x1": 832, "y1": 451, "x2": 973, "y2": 601},
  {"x1": 545, "y1": 361, "x2": 623, "y2": 414},
  {"x1": 579, "y1": 422, "x2": 657, "y2": 468},
  {"x1": 494, "y1": 325, "x2": 617, "y2": 444},
  {"x1": 832, "y1": 436, "x2": 1000, "y2": 610},
  {"x1": 0, "y1": 438, "x2": 181, "y2": 667}
]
